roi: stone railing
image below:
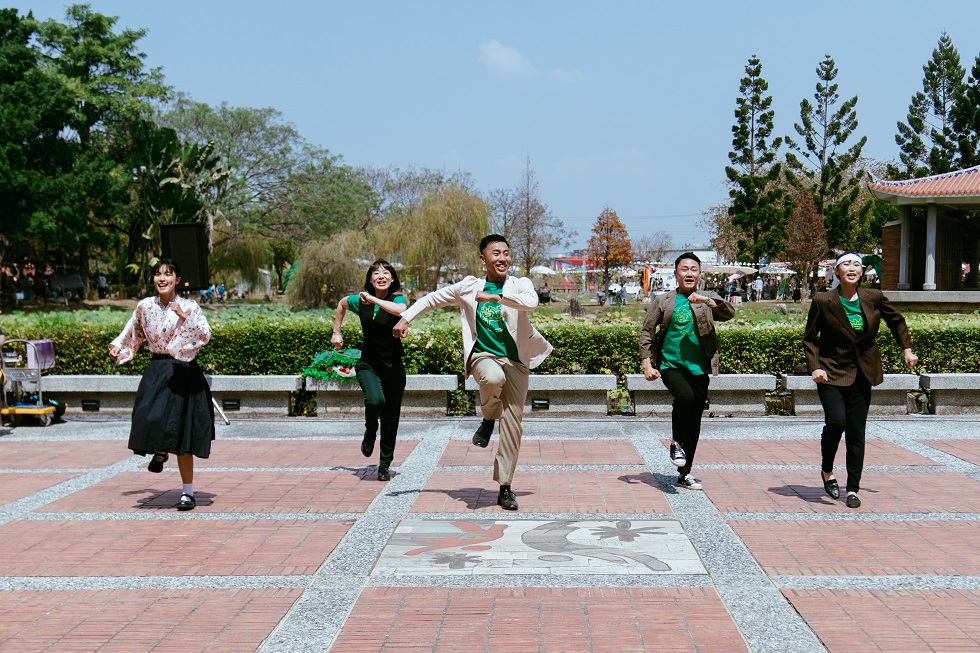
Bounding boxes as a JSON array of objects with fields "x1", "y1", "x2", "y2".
[
  {"x1": 625, "y1": 374, "x2": 776, "y2": 416},
  {"x1": 465, "y1": 374, "x2": 617, "y2": 415}
]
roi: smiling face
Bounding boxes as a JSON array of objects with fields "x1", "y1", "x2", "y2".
[
  {"x1": 153, "y1": 265, "x2": 180, "y2": 298},
  {"x1": 674, "y1": 258, "x2": 701, "y2": 294},
  {"x1": 836, "y1": 259, "x2": 863, "y2": 286},
  {"x1": 369, "y1": 266, "x2": 393, "y2": 295},
  {"x1": 480, "y1": 240, "x2": 511, "y2": 282}
]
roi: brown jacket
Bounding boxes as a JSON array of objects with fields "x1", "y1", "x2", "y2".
[
  {"x1": 803, "y1": 287, "x2": 912, "y2": 387},
  {"x1": 639, "y1": 290, "x2": 735, "y2": 376}
]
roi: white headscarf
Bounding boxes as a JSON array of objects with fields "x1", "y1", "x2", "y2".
[{"x1": 831, "y1": 253, "x2": 863, "y2": 289}]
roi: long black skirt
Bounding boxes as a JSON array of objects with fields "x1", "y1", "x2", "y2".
[{"x1": 128, "y1": 354, "x2": 215, "y2": 458}]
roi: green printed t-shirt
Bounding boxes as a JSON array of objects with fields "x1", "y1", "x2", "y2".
[
  {"x1": 474, "y1": 280, "x2": 520, "y2": 361},
  {"x1": 839, "y1": 295, "x2": 866, "y2": 333},
  {"x1": 659, "y1": 293, "x2": 710, "y2": 375},
  {"x1": 347, "y1": 294, "x2": 406, "y2": 317}
]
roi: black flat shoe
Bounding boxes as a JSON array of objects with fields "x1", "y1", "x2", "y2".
[
  {"x1": 361, "y1": 431, "x2": 376, "y2": 457},
  {"x1": 497, "y1": 486, "x2": 518, "y2": 511},
  {"x1": 176, "y1": 493, "x2": 196, "y2": 511},
  {"x1": 377, "y1": 466, "x2": 390, "y2": 482},
  {"x1": 846, "y1": 493, "x2": 861, "y2": 509},
  {"x1": 147, "y1": 452, "x2": 168, "y2": 473},
  {"x1": 822, "y1": 474, "x2": 840, "y2": 500},
  {"x1": 472, "y1": 419, "x2": 494, "y2": 448}
]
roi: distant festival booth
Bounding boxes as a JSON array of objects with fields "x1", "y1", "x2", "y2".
[{"x1": 868, "y1": 165, "x2": 980, "y2": 311}]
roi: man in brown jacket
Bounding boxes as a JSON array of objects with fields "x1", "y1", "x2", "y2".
[{"x1": 640, "y1": 253, "x2": 736, "y2": 490}]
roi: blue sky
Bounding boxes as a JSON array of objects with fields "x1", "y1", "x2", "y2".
[{"x1": 20, "y1": 1, "x2": 980, "y2": 250}]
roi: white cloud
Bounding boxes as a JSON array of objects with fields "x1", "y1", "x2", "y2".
[{"x1": 479, "y1": 40, "x2": 535, "y2": 78}]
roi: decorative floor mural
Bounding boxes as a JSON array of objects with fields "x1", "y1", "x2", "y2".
[{"x1": 373, "y1": 519, "x2": 706, "y2": 575}]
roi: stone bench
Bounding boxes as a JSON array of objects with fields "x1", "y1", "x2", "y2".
[
  {"x1": 780, "y1": 373, "x2": 921, "y2": 416},
  {"x1": 464, "y1": 374, "x2": 617, "y2": 415},
  {"x1": 919, "y1": 373, "x2": 980, "y2": 415},
  {"x1": 625, "y1": 374, "x2": 777, "y2": 416},
  {"x1": 39, "y1": 374, "x2": 303, "y2": 416},
  {"x1": 307, "y1": 375, "x2": 458, "y2": 416}
]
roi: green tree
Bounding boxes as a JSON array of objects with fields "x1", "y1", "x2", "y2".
[
  {"x1": 951, "y1": 52, "x2": 980, "y2": 168},
  {"x1": 725, "y1": 55, "x2": 785, "y2": 263},
  {"x1": 508, "y1": 157, "x2": 574, "y2": 274},
  {"x1": 895, "y1": 33, "x2": 965, "y2": 177},
  {"x1": 785, "y1": 54, "x2": 868, "y2": 251},
  {"x1": 586, "y1": 207, "x2": 632, "y2": 288},
  {"x1": 289, "y1": 230, "x2": 370, "y2": 309}
]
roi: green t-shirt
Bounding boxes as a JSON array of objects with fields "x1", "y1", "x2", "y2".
[
  {"x1": 660, "y1": 293, "x2": 710, "y2": 375},
  {"x1": 347, "y1": 294, "x2": 406, "y2": 317},
  {"x1": 839, "y1": 295, "x2": 866, "y2": 333},
  {"x1": 474, "y1": 280, "x2": 520, "y2": 361}
]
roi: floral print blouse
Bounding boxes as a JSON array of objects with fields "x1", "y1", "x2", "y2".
[{"x1": 111, "y1": 296, "x2": 212, "y2": 365}]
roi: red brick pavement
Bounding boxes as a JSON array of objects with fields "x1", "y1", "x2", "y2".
[
  {"x1": 698, "y1": 469, "x2": 980, "y2": 513},
  {"x1": 681, "y1": 438, "x2": 937, "y2": 467},
  {"x1": 0, "y1": 441, "x2": 133, "y2": 469},
  {"x1": 0, "y1": 519, "x2": 351, "y2": 577},
  {"x1": 438, "y1": 439, "x2": 644, "y2": 466},
  {"x1": 731, "y1": 520, "x2": 980, "y2": 576},
  {"x1": 410, "y1": 469, "x2": 672, "y2": 514},
  {"x1": 209, "y1": 439, "x2": 418, "y2": 468},
  {"x1": 784, "y1": 588, "x2": 980, "y2": 653},
  {"x1": 0, "y1": 588, "x2": 302, "y2": 653},
  {"x1": 39, "y1": 471, "x2": 384, "y2": 514},
  {"x1": 0, "y1": 472, "x2": 81, "y2": 507},
  {"x1": 331, "y1": 587, "x2": 748, "y2": 653},
  {"x1": 924, "y1": 439, "x2": 980, "y2": 466}
]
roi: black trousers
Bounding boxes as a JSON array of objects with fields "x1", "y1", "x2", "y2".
[
  {"x1": 355, "y1": 359, "x2": 406, "y2": 468},
  {"x1": 660, "y1": 367, "x2": 710, "y2": 476},
  {"x1": 817, "y1": 372, "x2": 872, "y2": 493}
]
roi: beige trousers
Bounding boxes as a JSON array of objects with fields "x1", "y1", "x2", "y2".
[{"x1": 469, "y1": 352, "x2": 529, "y2": 486}]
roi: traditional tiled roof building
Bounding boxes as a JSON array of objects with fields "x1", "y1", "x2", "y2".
[{"x1": 867, "y1": 166, "x2": 980, "y2": 306}]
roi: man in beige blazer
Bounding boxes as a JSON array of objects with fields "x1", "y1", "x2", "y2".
[{"x1": 393, "y1": 235, "x2": 552, "y2": 511}]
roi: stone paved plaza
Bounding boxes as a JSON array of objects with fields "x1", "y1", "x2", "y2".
[{"x1": 1, "y1": 414, "x2": 979, "y2": 652}]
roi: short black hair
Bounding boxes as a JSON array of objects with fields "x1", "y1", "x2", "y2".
[
  {"x1": 480, "y1": 234, "x2": 509, "y2": 253},
  {"x1": 152, "y1": 258, "x2": 180, "y2": 278},
  {"x1": 362, "y1": 259, "x2": 401, "y2": 295},
  {"x1": 674, "y1": 252, "x2": 701, "y2": 268}
]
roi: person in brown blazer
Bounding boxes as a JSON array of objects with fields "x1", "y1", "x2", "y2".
[
  {"x1": 804, "y1": 252, "x2": 918, "y2": 508},
  {"x1": 640, "y1": 253, "x2": 736, "y2": 490}
]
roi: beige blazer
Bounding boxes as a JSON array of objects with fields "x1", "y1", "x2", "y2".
[{"x1": 400, "y1": 275, "x2": 553, "y2": 377}]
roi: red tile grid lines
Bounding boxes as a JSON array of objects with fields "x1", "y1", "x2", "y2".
[
  {"x1": 0, "y1": 588, "x2": 302, "y2": 653},
  {"x1": 438, "y1": 439, "x2": 644, "y2": 466},
  {"x1": 209, "y1": 439, "x2": 418, "y2": 468},
  {"x1": 924, "y1": 439, "x2": 980, "y2": 466},
  {"x1": 730, "y1": 520, "x2": 980, "y2": 576},
  {"x1": 38, "y1": 471, "x2": 384, "y2": 514},
  {"x1": 410, "y1": 469, "x2": 673, "y2": 514},
  {"x1": 784, "y1": 588, "x2": 980, "y2": 653},
  {"x1": 0, "y1": 472, "x2": 81, "y2": 507},
  {"x1": 0, "y1": 441, "x2": 134, "y2": 469},
  {"x1": 699, "y1": 469, "x2": 980, "y2": 514},
  {"x1": 680, "y1": 438, "x2": 937, "y2": 467},
  {"x1": 330, "y1": 587, "x2": 748, "y2": 653},
  {"x1": 867, "y1": 164, "x2": 980, "y2": 197},
  {"x1": 0, "y1": 519, "x2": 352, "y2": 577}
]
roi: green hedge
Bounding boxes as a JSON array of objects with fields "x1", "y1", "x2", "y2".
[{"x1": 3, "y1": 317, "x2": 978, "y2": 378}]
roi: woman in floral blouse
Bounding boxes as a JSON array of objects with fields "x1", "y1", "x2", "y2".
[{"x1": 109, "y1": 259, "x2": 214, "y2": 511}]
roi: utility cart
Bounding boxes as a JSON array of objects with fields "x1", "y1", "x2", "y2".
[{"x1": 1, "y1": 339, "x2": 62, "y2": 427}]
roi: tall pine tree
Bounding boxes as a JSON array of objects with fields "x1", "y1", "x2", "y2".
[
  {"x1": 895, "y1": 33, "x2": 965, "y2": 177},
  {"x1": 785, "y1": 54, "x2": 868, "y2": 252},
  {"x1": 725, "y1": 55, "x2": 784, "y2": 263},
  {"x1": 951, "y1": 52, "x2": 980, "y2": 168}
]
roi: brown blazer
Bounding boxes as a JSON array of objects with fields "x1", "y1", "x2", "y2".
[
  {"x1": 803, "y1": 287, "x2": 912, "y2": 387},
  {"x1": 639, "y1": 290, "x2": 735, "y2": 376}
]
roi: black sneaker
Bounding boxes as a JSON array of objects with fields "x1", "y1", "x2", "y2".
[
  {"x1": 147, "y1": 452, "x2": 168, "y2": 473},
  {"x1": 472, "y1": 419, "x2": 494, "y2": 448},
  {"x1": 677, "y1": 475, "x2": 702, "y2": 490},
  {"x1": 377, "y1": 465, "x2": 390, "y2": 482},
  {"x1": 497, "y1": 485, "x2": 518, "y2": 511},
  {"x1": 176, "y1": 493, "x2": 196, "y2": 511},
  {"x1": 361, "y1": 431, "x2": 376, "y2": 457},
  {"x1": 669, "y1": 442, "x2": 686, "y2": 468}
]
